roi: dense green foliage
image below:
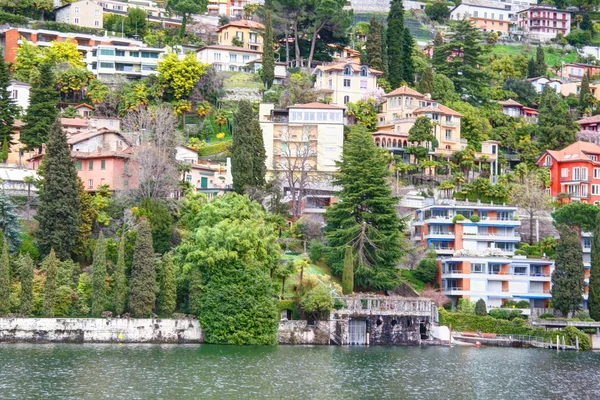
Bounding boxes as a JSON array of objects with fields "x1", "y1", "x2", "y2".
[
  {"x1": 0, "y1": 236, "x2": 8, "y2": 314},
  {"x1": 231, "y1": 100, "x2": 266, "y2": 193},
  {"x1": 0, "y1": 53, "x2": 17, "y2": 146},
  {"x1": 414, "y1": 247, "x2": 438, "y2": 285},
  {"x1": 91, "y1": 232, "x2": 107, "y2": 317},
  {"x1": 589, "y1": 213, "x2": 600, "y2": 321},
  {"x1": 158, "y1": 252, "x2": 177, "y2": 316},
  {"x1": 20, "y1": 63, "x2": 59, "y2": 150},
  {"x1": 536, "y1": 85, "x2": 578, "y2": 151},
  {"x1": 341, "y1": 246, "x2": 354, "y2": 295},
  {"x1": 19, "y1": 254, "x2": 34, "y2": 316},
  {"x1": 365, "y1": 16, "x2": 384, "y2": 72},
  {"x1": 37, "y1": 121, "x2": 80, "y2": 260},
  {"x1": 139, "y1": 198, "x2": 174, "y2": 255},
  {"x1": 387, "y1": 0, "x2": 414, "y2": 86},
  {"x1": 552, "y1": 202, "x2": 599, "y2": 233},
  {"x1": 129, "y1": 219, "x2": 157, "y2": 316},
  {"x1": 42, "y1": 249, "x2": 59, "y2": 317},
  {"x1": 552, "y1": 226, "x2": 584, "y2": 317},
  {"x1": 177, "y1": 194, "x2": 279, "y2": 344},
  {"x1": 474, "y1": 299, "x2": 487, "y2": 316},
  {"x1": 112, "y1": 234, "x2": 127, "y2": 316},
  {"x1": 0, "y1": 195, "x2": 21, "y2": 252},
  {"x1": 325, "y1": 126, "x2": 404, "y2": 290},
  {"x1": 262, "y1": 9, "x2": 275, "y2": 89},
  {"x1": 425, "y1": 2, "x2": 450, "y2": 22}
]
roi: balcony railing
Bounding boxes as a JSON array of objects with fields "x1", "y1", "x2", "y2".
[
  {"x1": 445, "y1": 287, "x2": 463, "y2": 292},
  {"x1": 559, "y1": 176, "x2": 590, "y2": 182}
]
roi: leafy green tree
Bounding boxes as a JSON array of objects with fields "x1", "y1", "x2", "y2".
[
  {"x1": 231, "y1": 100, "x2": 266, "y2": 193},
  {"x1": 418, "y1": 66, "x2": 434, "y2": 94},
  {"x1": 341, "y1": 246, "x2": 354, "y2": 295},
  {"x1": 74, "y1": 177, "x2": 97, "y2": 258},
  {"x1": 535, "y1": 46, "x2": 547, "y2": 77},
  {"x1": 129, "y1": 219, "x2": 157, "y2": 316},
  {"x1": 346, "y1": 98, "x2": 378, "y2": 130},
  {"x1": 425, "y1": 2, "x2": 450, "y2": 22},
  {"x1": 432, "y1": 73, "x2": 459, "y2": 104},
  {"x1": 158, "y1": 252, "x2": 177, "y2": 316},
  {"x1": 19, "y1": 254, "x2": 34, "y2": 316},
  {"x1": 0, "y1": 53, "x2": 17, "y2": 147},
  {"x1": 20, "y1": 63, "x2": 59, "y2": 150},
  {"x1": 581, "y1": 13, "x2": 593, "y2": 31},
  {"x1": 552, "y1": 225, "x2": 584, "y2": 317},
  {"x1": 552, "y1": 202, "x2": 599, "y2": 233},
  {"x1": 275, "y1": 260, "x2": 296, "y2": 299},
  {"x1": 537, "y1": 85, "x2": 578, "y2": 151},
  {"x1": 139, "y1": 198, "x2": 174, "y2": 255},
  {"x1": 474, "y1": 298, "x2": 487, "y2": 316},
  {"x1": 432, "y1": 19, "x2": 488, "y2": 102},
  {"x1": 414, "y1": 246, "x2": 438, "y2": 285},
  {"x1": 37, "y1": 120, "x2": 80, "y2": 260},
  {"x1": 366, "y1": 16, "x2": 384, "y2": 72},
  {"x1": 408, "y1": 116, "x2": 437, "y2": 150},
  {"x1": 113, "y1": 233, "x2": 127, "y2": 315},
  {"x1": 188, "y1": 266, "x2": 202, "y2": 315},
  {"x1": 165, "y1": 0, "x2": 208, "y2": 36},
  {"x1": 125, "y1": 7, "x2": 148, "y2": 37},
  {"x1": 177, "y1": 194, "x2": 279, "y2": 344},
  {"x1": 305, "y1": 0, "x2": 353, "y2": 68},
  {"x1": 590, "y1": 213, "x2": 600, "y2": 321},
  {"x1": 387, "y1": 0, "x2": 414, "y2": 86},
  {"x1": 579, "y1": 73, "x2": 592, "y2": 112},
  {"x1": 91, "y1": 231, "x2": 107, "y2": 317},
  {"x1": 527, "y1": 57, "x2": 537, "y2": 78},
  {"x1": 0, "y1": 235, "x2": 8, "y2": 315},
  {"x1": 42, "y1": 249, "x2": 59, "y2": 317},
  {"x1": 325, "y1": 126, "x2": 405, "y2": 290},
  {"x1": 262, "y1": 9, "x2": 275, "y2": 89},
  {"x1": 502, "y1": 78, "x2": 538, "y2": 106},
  {"x1": 0, "y1": 194, "x2": 22, "y2": 252}
]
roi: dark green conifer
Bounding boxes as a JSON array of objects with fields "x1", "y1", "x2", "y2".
[
  {"x1": 387, "y1": 0, "x2": 414, "y2": 86},
  {"x1": 43, "y1": 249, "x2": 59, "y2": 317},
  {"x1": 0, "y1": 234, "x2": 8, "y2": 314},
  {"x1": 418, "y1": 66, "x2": 435, "y2": 94},
  {"x1": 341, "y1": 246, "x2": 354, "y2": 295},
  {"x1": 129, "y1": 219, "x2": 157, "y2": 316},
  {"x1": 231, "y1": 100, "x2": 266, "y2": 193},
  {"x1": 366, "y1": 16, "x2": 384, "y2": 72},
  {"x1": 537, "y1": 85, "x2": 578, "y2": 151},
  {"x1": 91, "y1": 231, "x2": 107, "y2": 317},
  {"x1": 113, "y1": 233, "x2": 127, "y2": 315},
  {"x1": 474, "y1": 299, "x2": 487, "y2": 316},
  {"x1": 19, "y1": 254, "x2": 34, "y2": 316},
  {"x1": 262, "y1": 9, "x2": 275, "y2": 89},
  {"x1": 0, "y1": 53, "x2": 16, "y2": 147},
  {"x1": 36, "y1": 120, "x2": 80, "y2": 259},
  {"x1": 579, "y1": 73, "x2": 592, "y2": 112},
  {"x1": 535, "y1": 46, "x2": 547, "y2": 77},
  {"x1": 551, "y1": 226, "x2": 584, "y2": 317},
  {"x1": 589, "y1": 213, "x2": 600, "y2": 321},
  {"x1": 158, "y1": 252, "x2": 177, "y2": 316}
]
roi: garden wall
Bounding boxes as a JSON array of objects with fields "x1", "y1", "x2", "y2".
[
  {"x1": 0, "y1": 318, "x2": 203, "y2": 343},
  {"x1": 278, "y1": 320, "x2": 331, "y2": 345}
]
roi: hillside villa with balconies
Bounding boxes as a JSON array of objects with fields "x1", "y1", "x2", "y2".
[{"x1": 411, "y1": 201, "x2": 553, "y2": 309}]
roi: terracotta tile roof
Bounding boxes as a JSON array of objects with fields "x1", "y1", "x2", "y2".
[
  {"x1": 75, "y1": 103, "x2": 94, "y2": 110},
  {"x1": 385, "y1": 85, "x2": 424, "y2": 98},
  {"x1": 60, "y1": 118, "x2": 88, "y2": 127},
  {"x1": 543, "y1": 141, "x2": 600, "y2": 163},
  {"x1": 522, "y1": 107, "x2": 539, "y2": 115},
  {"x1": 315, "y1": 61, "x2": 383, "y2": 75},
  {"x1": 67, "y1": 129, "x2": 130, "y2": 145},
  {"x1": 288, "y1": 102, "x2": 345, "y2": 109},
  {"x1": 577, "y1": 115, "x2": 600, "y2": 125},
  {"x1": 217, "y1": 20, "x2": 265, "y2": 32},
  {"x1": 71, "y1": 151, "x2": 131, "y2": 159},
  {"x1": 414, "y1": 104, "x2": 462, "y2": 117},
  {"x1": 498, "y1": 98, "x2": 523, "y2": 107}
]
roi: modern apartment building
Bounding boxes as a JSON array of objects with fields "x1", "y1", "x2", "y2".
[
  {"x1": 411, "y1": 201, "x2": 553, "y2": 309},
  {"x1": 259, "y1": 102, "x2": 345, "y2": 217},
  {"x1": 55, "y1": 0, "x2": 104, "y2": 29},
  {"x1": 207, "y1": 0, "x2": 252, "y2": 17},
  {"x1": 450, "y1": 0, "x2": 514, "y2": 34},
  {"x1": 516, "y1": 5, "x2": 572, "y2": 42},
  {"x1": 87, "y1": 44, "x2": 165, "y2": 78},
  {"x1": 216, "y1": 20, "x2": 264, "y2": 52},
  {"x1": 537, "y1": 141, "x2": 600, "y2": 204},
  {"x1": 313, "y1": 61, "x2": 383, "y2": 107}
]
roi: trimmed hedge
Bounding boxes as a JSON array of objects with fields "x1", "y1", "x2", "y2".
[
  {"x1": 198, "y1": 140, "x2": 231, "y2": 156},
  {"x1": 0, "y1": 11, "x2": 29, "y2": 25},
  {"x1": 31, "y1": 21, "x2": 104, "y2": 36}
]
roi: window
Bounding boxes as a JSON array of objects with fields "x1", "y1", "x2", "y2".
[
  {"x1": 328, "y1": 79, "x2": 333, "y2": 89},
  {"x1": 74, "y1": 18, "x2": 80, "y2": 24},
  {"x1": 360, "y1": 67, "x2": 368, "y2": 77},
  {"x1": 100, "y1": 48, "x2": 115, "y2": 56},
  {"x1": 76, "y1": 161, "x2": 82, "y2": 170},
  {"x1": 471, "y1": 263, "x2": 485, "y2": 273},
  {"x1": 593, "y1": 184, "x2": 600, "y2": 195},
  {"x1": 582, "y1": 167, "x2": 589, "y2": 181},
  {"x1": 224, "y1": 32, "x2": 229, "y2": 40},
  {"x1": 344, "y1": 66, "x2": 352, "y2": 75},
  {"x1": 474, "y1": 11, "x2": 478, "y2": 17},
  {"x1": 561, "y1": 168, "x2": 569, "y2": 178},
  {"x1": 88, "y1": 160, "x2": 94, "y2": 170},
  {"x1": 445, "y1": 130, "x2": 452, "y2": 141},
  {"x1": 574, "y1": 167, "x2": 580, "y2": 180},
  {"x1": 74, "y1": 6, "x2": 80, "y2": 12},
  {"x1": 95, "y1": 21, "x2": 100, "y2": 27},
  {"x1": 115, "y1": 50, "x2": 125, "y2": 57},
  {"x1": 243, "y1": 55, "x2": 249, "y2": 62},
  {"x1": 101, "y1": 160, "x2": 106, "y2": 170},
  {"x1": 88, "y1": 179, "x2": 93, "y2": 189},
  {"x1": 582, "y1": 184, "x2": 589, "y2": 197},
  {"x1": 230, "y1": 54, "x2": 237, "y2": 62},
  {"x1": 344, "y1": 95, "x2": 350, "y2": 104},
  {"x1": 590, "y1": 155, "x2": 598, "y2": 161},
  {"x1": 544, "y1": 155, "x2": 552, "y2": 166},
  {"x1": 343, "y1": 79, "x2": 351, "y2": 87},
  {"x1": 201, "y1": 177, "x2": 208, "y2": 189},
  {"x1": 360, "y1": 79, "x2": 367, "y2": 89},
  {"x1": 11, "y1": 90, "x2": 17, "y2": 99},
  {"x1": 214, "y1": 53, "x2": 221, "y2": 61},
  {"x1": 594, "y1": 168, "x2": 600, "y2": 179},
  {"x1": 584, "y1": 238, "x2": 592, "y2": 248},
  {"x1": 100, "y1": 62, "x2": 114, "y2": 69},
  {"x1": 236, "y1": 31, "x2": 243, "y2": 40},
  {"x1": 95, "y1": 9, "x2": 100, "y2": 16}
]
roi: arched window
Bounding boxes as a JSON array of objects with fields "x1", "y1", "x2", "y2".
[
  {"x1": 360, "y1": 67, "x2": 368, "y2": 77},
  {"x1": 344, "y1": 95, "x2": 350, "y2": 104},
  {"x1": 344, "y1": 66, "x2": 352, "y2": 76}
]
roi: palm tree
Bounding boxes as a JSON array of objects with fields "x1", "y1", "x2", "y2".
[
  {"x1": 213, "y1": 110, "x2": 227, "y2": 134},
  {"x1": 575, "y1": 15, "x2": 583, "y2": 29}
]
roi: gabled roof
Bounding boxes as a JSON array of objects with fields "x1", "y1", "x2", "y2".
[
  {"x1": 498, "y1": 98, "x2": 523, "y2": 107},
  {"x1": 60, "y1": 118, "x2": 88, "y2": 127},
  {"x1": 288, "y1": 102, "x2": 344, "y2": 110},
  {"x1": 414, "y1": 104, "x2": 462, "y2": 117},
  {"x1": 527, "y1": 76, "x2": 562, "y2": 83},
  {"x1": 577, "y1": 115, "x2": 600, "y2": 125},
  {"x1": 9, "y1": 80, "x2": 30, "y2": 87},
  {"x1": 540, "y1": 141, "x2": 600, "y2": 164},
  {"x1": 385, "y1": 85, "x2": 424, "y2": 98},
  {"x1": 75, "y1": 103, "x2": 94, "y2": 110},
  {"x1": 68, "y1": 129, "x2": 130, "y2": 146},
  {"x1": 216, "y1": 20, "x2": 264, "y2": 32}
]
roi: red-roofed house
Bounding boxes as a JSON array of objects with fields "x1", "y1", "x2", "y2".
[
  {"x1": 577, "y1": 115, "x2": 600, "y2": 132},
  {"x1": 537, "y1": 141, "x2": 600, "y2": 203},
  {"x1": 498, "y1": 99, "x2": 539, "y2": 123}
]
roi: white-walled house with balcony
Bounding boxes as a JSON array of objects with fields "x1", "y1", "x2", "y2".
[
  {"x1": 87, "y1": 45, "x2": 165, "y2": 79},
  {"x1": 196, "y1": 45, "x2": 261, "y2": 72}
]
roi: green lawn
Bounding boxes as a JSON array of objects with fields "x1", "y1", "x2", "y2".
[
  {"x1": 277, "y1": 255, "x2": 340, "y2": 299},
  {"x1": 489, "y1": 44, "x2": 579, "y2": 67},
  {"x1": 223, "y1": 72, "x2": 264, "y2": 90}
]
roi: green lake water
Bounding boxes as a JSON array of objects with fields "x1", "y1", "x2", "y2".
[{"x1": 0, "y1": 344, "x2": 599, "y2": 399}]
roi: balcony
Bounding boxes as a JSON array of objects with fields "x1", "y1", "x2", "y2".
[
  {"x1": 462, "y1": 233, "x2": 521, "y2": 241},
  {"x1": 424, "y1": 232, "x2": 455, "y2": 239},
  {"x1": 560, "y1": 176, "x2": 590, "y2": 183},
  {"x1": 376, "y1": 117, "x2": 416, "y2": 127}
]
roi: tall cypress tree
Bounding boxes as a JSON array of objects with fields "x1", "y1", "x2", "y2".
[
  {"x1": 402, "y1": 27, "x2": 415, "y2": 84},
  {"x1": 418, "y1": 66, "x2": 434, "y2": 94},
  {"x1": 231, "y1": 100, "x2": 265, "y2": 193},
  {"x1": 129, "y1": 218, "x2": 157, "y2": 316},
  {"x1": 0, "y1": 234, "x2": 8, "y2": 315},
  {"x1": 380, "y1": 24, "x2": 389, "y2": 77},
  {"x1": 43, "y1": 249, "x2": 59, "y2": 317},
  {"x1": 91, "y1": 231, "x2": 107, "y2": 317},
  {"x1": 366, "y1": 16, "x2": 383, "y2": 72},
  {"x1": 262, "y1": 9, "x2": 275, "y2": 89},
  {"x1": 19, "y1": 254, "x2": 34, "y2": 316},
  {"x1": 579, "y1": 73, "x2": 592, "y2": 112},
  {"x1": 113, "y1": 233, "x2": 127, "y2": 315},
  {"x1": 387, "y1": 0, "x2": 411, "y2": 87},
  {"x1": 0, "y1": 53, "x2": 17, "y2": 147},
  {"x1": 537, "y1": 85, "x2": 578, "y2": 151},
  {"x1": 158, "y1": 252, "x2": 177, "y2": 316},
  {"x1": 535, "y1": 46, "x2": 547, "y2": 77},
  {"x1": 37, "y1": 120, "x2": 80, "y2": 260},
  {"x1": 527, "y1": 58, "x2": 536, "y2": 78},
  {"x1": 552, "y1": 226, "x2": 584, "y2": 317},
  {"x1": 589, "y1": 213, "x2": 600, "y2": 320},
  {"x1": 341, "y1": 246, "x2": 354, "y2": 295},
  {"x1": 20, "y1": 63, "x2": 59, "y2": 151},
  {"x1": 324, "y1": 126, "x2": 405, "y2": 290}
]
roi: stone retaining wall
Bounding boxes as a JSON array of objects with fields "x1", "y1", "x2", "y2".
[
  {"x1": 0, "y1": 318, "x2": 203, "y2": 343},
  {"x1": 278, "y1": 320, "x2": 331, "y2": 345}
]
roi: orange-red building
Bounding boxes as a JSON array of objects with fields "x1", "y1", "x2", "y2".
[{"x1": 537, "y1": 141, "x2": 600, "y2": 203}]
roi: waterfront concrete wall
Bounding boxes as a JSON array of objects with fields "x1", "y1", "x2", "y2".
[
  {"x1": 278, "y1": 320, "x2": 330, "y2": 345},
  {"x1": 0, "y1": 318, "x2": 203, "y2": 343},
  {"x1": 591, "y1": 334, "x2": 600, "y2": 350}
]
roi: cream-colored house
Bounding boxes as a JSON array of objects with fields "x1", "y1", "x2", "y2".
[
  {"x1": 313, "y1": 61, "x2": 383, "y2": 106},
  {"x1": 55, "y1": 0, "x2": 103, "y2": 29},
  {"x1": 217, "y1": 20, "x2": 264, "y2": 52},
  {"x1": 259, "y1": 102, "x2": 345, "y2": 217}
]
